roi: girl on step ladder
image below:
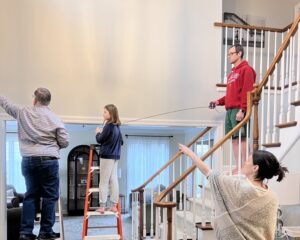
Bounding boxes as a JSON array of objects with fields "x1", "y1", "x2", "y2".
[{"x1": 95, "y1": 104, "x2": 123, "y2": 214}]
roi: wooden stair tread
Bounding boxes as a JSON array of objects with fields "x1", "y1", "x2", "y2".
[
  {"x1": 262, "y1": 143, "x2": 281, "y2": 148},
  {"x1": 291, "y1": 100, "x2": 300, "y2": 106},
  {"x1": 276, "y1": 121, "x2": 297, "y2": 128},
  {"x1": 195, "y1": 222, "x2": 213, "y2": 231}
]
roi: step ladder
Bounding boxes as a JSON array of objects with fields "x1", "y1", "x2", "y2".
[
  {"x1": 35, "y1": 193, "x2": 65, "y2": 240},
  {"x1": 82, "y1": 144, "x2": 123, "y2": 240}
]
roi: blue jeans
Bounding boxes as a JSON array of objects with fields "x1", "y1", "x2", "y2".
[{"x1": 20, "y1": 158, "x2": 59, "y2": 235}]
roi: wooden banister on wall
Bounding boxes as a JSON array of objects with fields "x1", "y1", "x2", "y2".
[{"x1": 214, "y1": 22, "x2": 292, "y2": 33}]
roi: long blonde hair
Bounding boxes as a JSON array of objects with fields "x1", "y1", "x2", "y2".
[{"x1": 104, "y1": 104, "x2": 121, "y2": 126}]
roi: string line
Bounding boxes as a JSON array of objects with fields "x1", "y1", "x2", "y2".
[{"x1": 123, "y1": 106, "x2": 223, "y2": 124}]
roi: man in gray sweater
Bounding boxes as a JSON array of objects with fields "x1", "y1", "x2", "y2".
[{"x1": 0, "y1": 88, "x2": 69, "y2": 240}]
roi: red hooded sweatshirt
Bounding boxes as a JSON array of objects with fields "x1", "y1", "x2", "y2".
[{"x1": 217, "y1": 60, "x2": 256, "y2": 111}]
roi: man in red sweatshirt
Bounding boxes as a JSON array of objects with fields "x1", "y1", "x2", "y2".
[{"x1": 210, "y1": 44, "x2": 256, "y2": 173}]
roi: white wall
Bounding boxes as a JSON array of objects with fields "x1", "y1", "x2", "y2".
[
  {"x1": 282, "y1": 137, "x2": 300, "y2": 173},
  {"x1": 0, "y1": 0, "x2": 223, "y2": 124},
  {"x1": 223, "y1": 0, "x2": 300, "y2": 27}
]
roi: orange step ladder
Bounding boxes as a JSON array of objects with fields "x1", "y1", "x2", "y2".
[{"x1": 82, "y1": 144, "x2": 123, "y2": 240}]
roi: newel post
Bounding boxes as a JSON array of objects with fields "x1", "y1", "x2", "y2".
[{"x1": 252, "y1": 83, "x2": 260, "y2": 151}]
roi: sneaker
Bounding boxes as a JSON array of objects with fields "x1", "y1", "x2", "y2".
[
  {"x1": 37, "y1": 232, "x2": 60, "y2": 240},
  {"x1": 95, "y1": 206, "x2": 105, "y2": 214},
  {"x1": 19, "y1": 234, "x2": 37, "y2": 240}
]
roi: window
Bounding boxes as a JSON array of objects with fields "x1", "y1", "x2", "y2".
[
  {"x1": 126, "y1": 136, "x2": 170, "y2": 197},
  {"x1": 6, "y1": 133, "x2": 25, "y2": 192}
]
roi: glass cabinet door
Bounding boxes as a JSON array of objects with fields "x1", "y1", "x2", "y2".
[{"x1": 67, "y1": 145, "x2": 100, "y2": 216}]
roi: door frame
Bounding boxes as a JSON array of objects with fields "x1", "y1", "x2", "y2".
[{"x1": 0, "y1": 118, "x2": 7, "y2": 240}]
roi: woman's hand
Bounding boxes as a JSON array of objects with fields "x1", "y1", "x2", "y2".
[
  {"x1": 179, "y1": 143, "x2": 210, "y2": 176},
  {"x1": 178, "y1": 143, "x2": 195, "y2": 159},
  {"x1": 95, "y1": 127, "x2": 102, "y2": 134}
]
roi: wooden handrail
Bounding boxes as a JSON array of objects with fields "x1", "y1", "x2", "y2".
[
  {"x1": 214, "y1": 22, "x2": 292, "y2": 33},
  {"x1": 257, "y1": 13, "x2": 300, "y2": 95},
  {"x1": 154, "y1": 91, "x2": 254, "y2": 207},
  {"x1": 131, "y1": 126, "x2": 212, "y2": 193}
]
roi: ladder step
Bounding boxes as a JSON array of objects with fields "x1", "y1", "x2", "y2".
[
  {"x1": 89, "y1": 188, "x2": 100, "y2": 193},
  {"x1": 87, "y1": 211, "x2": 118, "y2": 216},
  {"x1": 84, "y1": 235, "x2": 120, "y2": 240},
  {"x1": 91, "y1": 166, "x2": 100, "y2": 171}
]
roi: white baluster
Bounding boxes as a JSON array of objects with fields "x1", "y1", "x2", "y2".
[
  {"x1": 238, "y1": 129, "x2": 242, "y2": 174},
  {"x1": 279, "y1": 47, "x2": 286, "y2": 124},
  {"x1": 143, "y1": 189, "x2": 146, "y2": 237},
  {"x1": 172, "y1": 161, "x2": 175, "y2": 202},
  {"x1": 173, "y1": 204, "x2": 177, "y2": 240},
  {"x1": 287, "y1": 35, "x2": 295, "y2": 122},
  {"x1": 229, "y1": 137, "x2": 233, "y2": 175},
  {"x1": 192, "y1": 170, "x2": 196, "y2": 240},
  {"x1": 179, "y1": 155, "x2": 183, "y2": 210},
  {"x1": 246, "y1": 29, "x2": 249, "y2": 61},
  {"x1": 259, "y1": 30, "x2": 265, "y2": 148},
  {"x1": 295, "y1": 23, "x2": 300, "y2": 100},
  {"x1": 201, "y1": 173, "x2": 206, "y2": 226},
  {"x1": 157, "y1": 174, "x2": 161, "y2": 239},
  {"x1": 253, "y1": 29, "x2": 257, "y2": 70},
  {"x1": 133, "y1": 192, "x2": 139, "y2": 240},
  {"x1": 183, "y1": 177, "x2": 188, "y2": 240},
  {"x1": 155, "y1": 206, "x2": 159, "y2": 240},
  {"x1": 259, "y1": 31, "x2": 264, "y2": 82},
  {"x1": 163, "y1": 208, "x2": 168, "y2": 240},
  {"x1": 246, "y1": 120, "x2": 250, "y2": 158},
  {"x1": 224, "y1": 27, "x2": 228, "y2": 84},
  {"x1": 232, "y1": 27, "x2": 235, "y2": 45},
  {"x1": 239, "y1": 28, "x2": 243, "y2": 44},
  {"x1": 284, "y1": 41, "x2": 291, "y2": 122},
  {"x1": 260, "y1": 86, "x2": 266, "y2": 148},
  {"x1": 208, "y1": 130, "x2": 212, "y2": 169},
  {"x1": 131, "y1": 193, "x2": 135, "y2": 239},
  {"x1": 266, "y1": 31, "x2": 272, "y2": 143},
  {"x1": 272, "y1": 32, "x2": 279, "y2": 143},
  {"x1": 150, "y1": 182, "x2": 154, "y2": 237}
]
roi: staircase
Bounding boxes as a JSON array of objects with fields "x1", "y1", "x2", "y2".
[{"x1": 132, "y1": 13, "x2": 300, "y2": 240}]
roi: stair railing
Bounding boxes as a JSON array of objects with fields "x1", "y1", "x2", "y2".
[
  {"x1": 131, "y1": 126, "x2": 213, "y2": 240},
  {"x1": 154, "y1": 88, "x2": 255, "y2": 240},
  {"x1": 154, "y1": 13, "x2": 300, "y2": 240},
  {"x1": 255, "y1": 13, "x2": 300, "y2": 156},
  {"x1": 214, "y1": 20, "x2": 292, "y2": 86}
]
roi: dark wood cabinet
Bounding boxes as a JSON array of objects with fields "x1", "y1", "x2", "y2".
[{"x1": 67, "y1": 145, "x2": 100, "y2": 216}]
